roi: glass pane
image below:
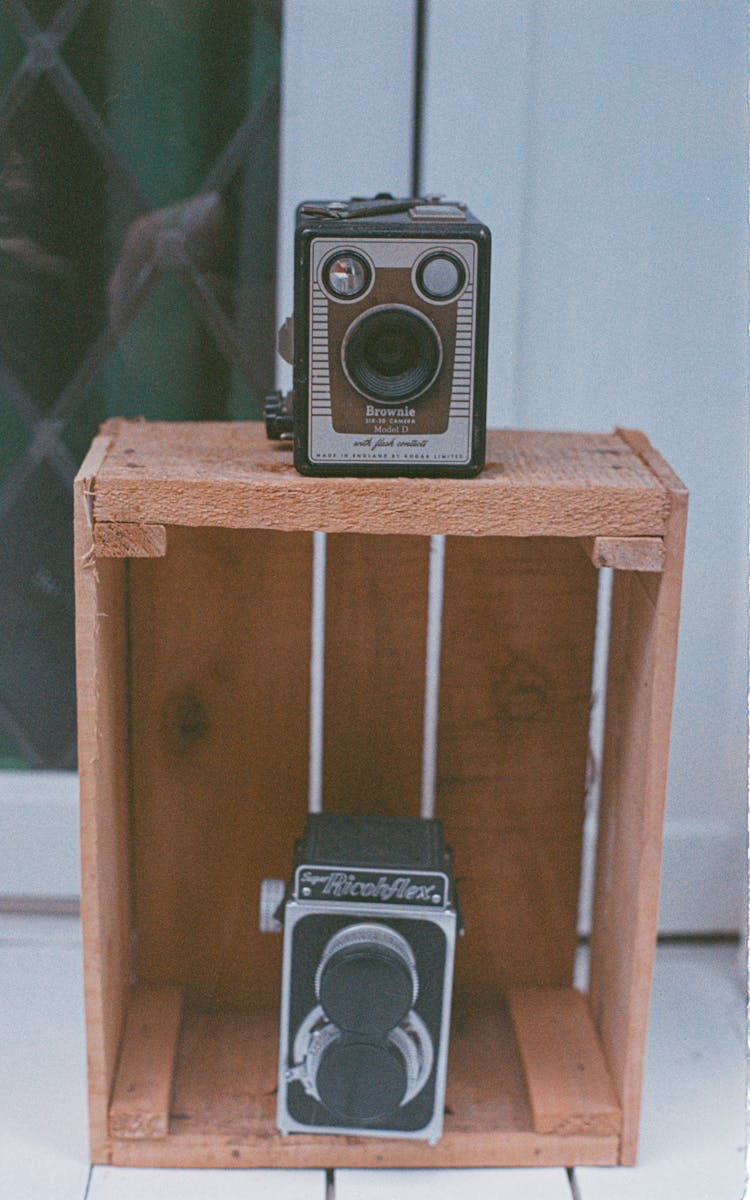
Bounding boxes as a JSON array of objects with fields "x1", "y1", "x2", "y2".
[
  {"x1": 65, "y1": 0, "x2": 255, "y2": 206},
  {"x1": 0, "y1": 458, "x2": 75, "y2": 766},
  {"x1": 0, "y1": 396, "x2": 32, "y2": 485},
  {"x1": 0, "y1": 0, "x2": 281, "y2": 767},
  {"x1": 0, "y1": 77, "x2": 107, "y2": 410},
  {"x1": 24, "y1": 0, "x2": 65, "y2": 25},
  {"x1": 0, "y1": 726, "x2": 28, "y2": 770},
  {"x1": 0, "y1": 14, "x2": 25, "y2": 87},
  {"x1": 90, "y1": 271, "x2": 228, "y2": 425}
]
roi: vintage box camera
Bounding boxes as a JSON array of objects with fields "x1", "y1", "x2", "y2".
[
  {"x1": 265, "y1": 812, "x2": 460, "y2": 1143},
  {"x1": 266, "y1": 194, "x2": 491, "y2": 477}
]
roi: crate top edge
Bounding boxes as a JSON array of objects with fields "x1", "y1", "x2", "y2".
[{"x1": 79, "y1": 420, "x2": 677, "y2": 538}]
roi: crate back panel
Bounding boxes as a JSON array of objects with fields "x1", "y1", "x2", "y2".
[
  {"x1": 439, "y1": 536, "x2": 598, "y2": 994},
  {"x1": 129, "y1": 526, "x2": 312, "y2": 1011},
  {"x1": 322, "y1": 532, "x2": 429, "y2": 816},
  {"x1": 129, "y1": 527, "x2": 597, "y2": 1010}
]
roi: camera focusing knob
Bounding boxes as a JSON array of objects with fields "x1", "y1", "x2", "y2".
[{"x1": 258, "y1": 877, "x2": 286, "y2": 933}]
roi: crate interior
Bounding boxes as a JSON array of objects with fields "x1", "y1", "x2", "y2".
[{"x1": 95, "y1": 523, "x2": 624, "y2": 1166}]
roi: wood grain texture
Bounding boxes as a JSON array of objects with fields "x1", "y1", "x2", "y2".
[
  {"x1": 437, "y1": 537, "x2": 599, "y2": 996},
  {"x1": 508, "y1": 988, "x2": 621, "y2": 1137},
  {"x1": 91, "y1": 422, "x2": 669, "y2": 538},
  {"x1": 322, "y1": 534, "x2": 428, "y2": 815},
  {"x1": 94, "y1": 522, "x2": 167, "y2": 559},
  {"x1": 74, "y1": 427, "x2": 132, "y2": 1164},
  {"x1": 128, "y1": 526, "x2": 312, "y2": 1011},
  {"x1": 109, "y1": 984, "x2": 183, "y2": 1139},
  {"x1": 107, "y1": 998, "x2": 618, "y2": 1168},
  {"x1": 74, "y1": 420, "x2": 685, "y2": 1171},
  {"x1": 588, "y1": 429, "x2": 688, "y2": 1164},
  {"x1": 580, "y1": 536, "x2": 664, "y2": 572}
]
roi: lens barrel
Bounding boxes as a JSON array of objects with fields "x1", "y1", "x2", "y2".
[{"x1": 342, "y1": 304, "x2": 442, "y2": 405}]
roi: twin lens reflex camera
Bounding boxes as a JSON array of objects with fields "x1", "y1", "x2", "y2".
[
  {"x1": 265, "y1": 194, "x2": 491, "y2": 477},
  {"x1": 260, "y1": 813, "x2": 461, "y2": 1143}
]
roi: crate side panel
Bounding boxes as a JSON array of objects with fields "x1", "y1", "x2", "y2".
[
  {"x1": 589, "y1": 433, "x2": 687, "y2": 1164},
  {"x1": 438, "y1": 537, "x2": 598, "y2": 995},
  {"x1": 128, "y1": 527, "x2": 312, "y2": 1011},
  {"x1": 75, "y1": 457, "x2": 132, "y2": 1161},
  {"x1": 323, "y1": 534, "x2": 429, "y2": 815}
]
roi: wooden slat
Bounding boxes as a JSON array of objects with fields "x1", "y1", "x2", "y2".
[
  {"x1": 91, "y1": 422, "x2": 669, "y2": 538},
  {"x1": 128, "y1": 527, "x2": 312, "y2": 1011},
  {"x1": 323, "y1": 534, "x2": 428, "y2": 815},
  {"x1": 508, "y1": 988, "x2": 621, "y2": 1137},
  {"x1": 74, "y1": 426, "x2": 133, "y2": 1164},
  {"x1": 588, "y1": 429, "x2": 688, "y2": 1164},
  {"x1": 107, "y1": 999, "x2": 619, "y2": 1168},
  {"x1": 580, "y1": 535, "x2": 664, "y2": 572},
  {"x1": 94, "y1": 522, "x2": 167, "y2": 559},
  {"x1": 438, "y1": 537, "x2": 599, "y2": 995},
  {"x1": 109, "y1": 984, "x2": 183, "y2": 1139}
]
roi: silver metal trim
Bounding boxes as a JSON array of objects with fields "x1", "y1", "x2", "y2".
[
  {"x1": 306, "y1": 236, "x2": 477, "y2": 466},
  {"x1": 276, "y1": 899, "x2": 457, "y2": 1143},
  {"x1": 313, "y1": 922, "x2": 418, "y2": 1009}
]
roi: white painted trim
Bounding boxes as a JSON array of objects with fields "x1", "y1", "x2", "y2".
[
  {"x1": 0, "y1": 771, "x2": 80, "y2": 898},
  {"x1": 578, "y1": 815, "x2": 745, "y2": 937}
]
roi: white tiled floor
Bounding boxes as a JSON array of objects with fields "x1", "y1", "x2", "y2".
[{"x1": 0, "y1": 915, "x2": 745, "y2": 1200}]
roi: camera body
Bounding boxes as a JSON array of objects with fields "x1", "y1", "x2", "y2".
[
  {"x1": 273, "y1": 195, "x2": 490, "y2": 477},
  {"x1": 273, "y1": 813, "x2": 459, "y2": 1143}
]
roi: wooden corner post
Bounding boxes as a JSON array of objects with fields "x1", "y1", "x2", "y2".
[
  {"x1": 74, "y1": 424, "x2": 133, "y2": 1163},
  {"x1": 587, "y1": 428, "x2": 688, "y2": 1164}
]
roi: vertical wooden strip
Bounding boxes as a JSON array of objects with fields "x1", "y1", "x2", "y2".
[
  {"x1": 74, "y1": 428, "x2": 132, "y2": 1163},
  {"x1": 323, "y1": 534, "x2": 429, "y2": 816},
  {"x1": 438, "y1": 537, "x2": 599, "y2": 996},
  {"x1": 588, "y1": 430, "x2": 688, "y2": 1164},
  {"x1": 129, "y1": 527, "x2": 312, "y2": 1011},
  {"x1": 109, "y1": 983, "x2": 183, "y2": 1139}
]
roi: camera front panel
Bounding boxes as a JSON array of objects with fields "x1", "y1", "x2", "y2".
[
  {"x1": 302, "y1": 236, "x2": 482, "y2": 471},
  {"x1": 277, "y1": 901, "x2": 456, "y2": 1142}
]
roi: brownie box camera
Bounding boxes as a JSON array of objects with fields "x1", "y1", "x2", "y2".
[
  {"x1": 272, "y1": 195, "x2": 491, "y2": 477},
  {"x1": 272, "y1": 813, "x2": 460, "y2": 1143}
]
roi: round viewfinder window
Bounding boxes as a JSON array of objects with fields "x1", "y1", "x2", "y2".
[
  {"x1": 416, "y1": 252, "x2": 466, "y2": 301},
  {"x1": 323, "y1": 252, "x2": 371, "y2": 299}
]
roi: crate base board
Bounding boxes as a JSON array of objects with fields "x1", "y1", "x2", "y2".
[{"x1": 105, "y1": 986, "x2": 622, "y2": 1168}]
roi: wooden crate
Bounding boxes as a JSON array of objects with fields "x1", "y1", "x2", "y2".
[{"x1": 74, "y1": 421, "x2": 687, "y2": 1169}]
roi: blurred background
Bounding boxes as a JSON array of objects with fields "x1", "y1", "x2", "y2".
[{"x1": 0, "y1": 1, "x2": 746, "y2": 940}]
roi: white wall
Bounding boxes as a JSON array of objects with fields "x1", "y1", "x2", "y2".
[{"x1": 422, "y1": 0, "x2": 747, "y2": 931}]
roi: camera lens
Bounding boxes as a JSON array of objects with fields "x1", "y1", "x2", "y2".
[
  {"x1": 342, "y1": 305, "x2": 442, "y2": 404},
  {"x1": 316, "y1": 924, "x2": 417, "y2": 1035},
  {"x1": 316, "y1": 1037, "x2": 408, "y2": 1123}
]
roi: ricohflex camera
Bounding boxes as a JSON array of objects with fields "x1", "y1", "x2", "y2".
[
  {"x1": 261, "y1": 813, "x2": 460, "y2": 1143},
  {"x1": 266, "y1": 194, "x2": 491, "y2": 476}
]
